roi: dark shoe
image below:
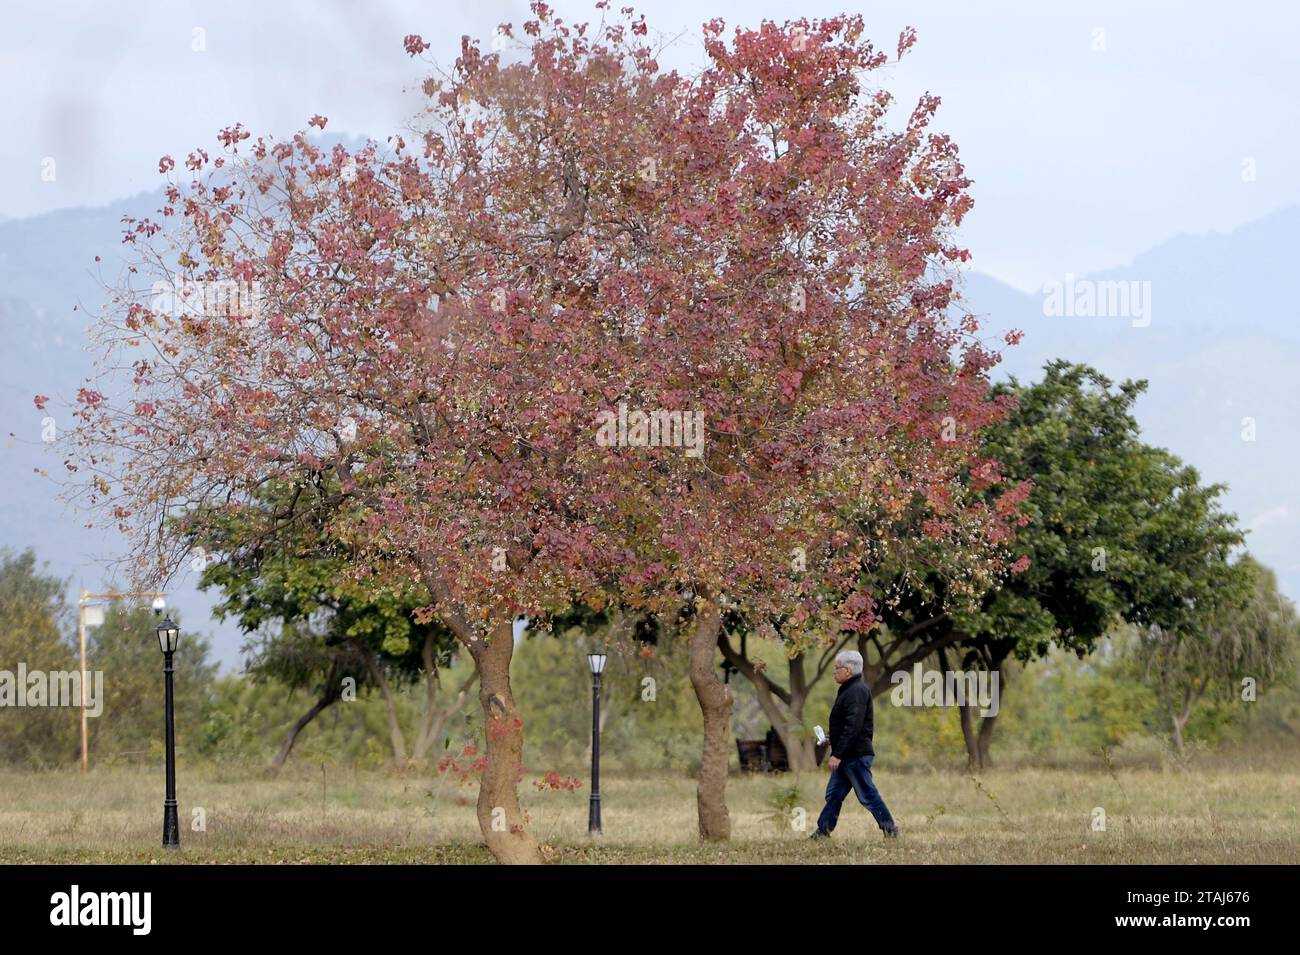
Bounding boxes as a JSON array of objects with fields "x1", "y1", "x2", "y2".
[{"x1": 809, "y1": 830, "x2": 831, "y2": 841}]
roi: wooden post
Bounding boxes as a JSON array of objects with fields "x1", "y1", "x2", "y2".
[
  {"x1": 76, "y1": 589, "x2": 169, "y2": 774},
  {"x1": 78, "y1": 591, "x2": 88, "y2": 773}
]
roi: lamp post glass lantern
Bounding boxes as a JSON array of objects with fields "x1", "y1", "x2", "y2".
[
  {"x1": 156, "y1": 617, "x2": 179, "y2": 654},
  {"x1": 156, "y1": 617, "x2": 181, "y2": 848},
  {"x1": 587, "y1": 650, "x2": 606, "y2": 834}
]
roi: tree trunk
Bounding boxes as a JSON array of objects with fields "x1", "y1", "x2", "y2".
[
  {"x1": 413, "y1": 668, "x2": 478, "y2": 764},
  {"x1": 958, "y1": 704, "x2": 982, "y2": 771},
  {"x1": 1171, "y1": 687, "x2": 1193, "y2": 757},
  {"x1": 976, "y1": 657, "x2": 1008, "y2": 768},
  {"x1": 976, "y1": 710, "x2": 998, "y2": 768},
  {"x1": 362, "y1": 652, "x2": 408, "y2": 764},
  {"x1": 416, "y1": 556, "x2": 540, "y2": 864},
  {"x1": 410, "y1": 633, "x2": 441, "y2": 762},
  {"x1": 746, "y1": 663, "x2": 810, "y2": 771},
  {"x1": 782, "y1": 732, "x2": 818, "y2": 772},
  {"x1": 958, "y1": 649, "x2": 1009, "y2": 770},
  {"x1": 688, "y1": 597, "x2": 732, "y2": 841},
  {"x1": 471, "y1": 618, "x2": 542, "y2": 864},
  {"x1": 718, "y1": 633, "x2": 825, "y2": 772},
  {"x1": 782, "y1": 654, "x2": 817, "y2": 771},
  {"x1": 768, "y1": 711, "x2": 818, "y2": 771},
  {"x1": 272, "y1": 693, "x2": 336, "y2": 769},
  {"x1": 1171, "y1": 677, "x2": 1206, "y2": 756},
  {"x1": 940, "y1": 648, "x2": 982, "y2": 771}
]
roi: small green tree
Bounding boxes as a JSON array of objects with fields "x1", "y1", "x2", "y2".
[
  {"x1": 198, "y1": 484, "x2": 471, "y2": 768},
  {"x1": 513, "y1": 616, "x2": 701, "y2": 773},
  {"x1": 1130, "y1": 556, "x2": 1298, "y2": 754},
  {"x1": 0, "y1": 551, "x2": 216, "y2": 767},
  {"x1": 0, "y1": 550, "x2": 77, "y2": 767},
  {"x1": 883, "y1": 362, "x2": 1245, "y2": 767},
  {"x1": 85, "y1": 601, "x2": 217, "y2": 764}
]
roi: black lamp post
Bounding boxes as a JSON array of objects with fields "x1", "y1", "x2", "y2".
[
  {"x1": 156, "y1": 616, "x2": 181, "y2": 849},
  {"x1": 587, "y1": 649, "x2": 606, "y2": 835}
]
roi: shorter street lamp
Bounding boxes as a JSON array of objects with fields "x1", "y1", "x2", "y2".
[
  {"x1": 587, "y1": 649, "x2": 607, "y2": 835},
  {"x1": 156, "y1": 616, "x2": 181, "y2": 849}
]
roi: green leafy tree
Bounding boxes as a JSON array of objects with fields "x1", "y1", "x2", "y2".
[
  {"x1": 198, "y1": 486, "x2": 472, "y2": 768},
  {"x1": 84, "y1": 601, "x2": 217, "y2": 764},
  {"x1": 718, "y1": 362, "x2": 1247, "y2": 769},
  {"x1": 0, "y1": 551, "x2": 216, "y2": 768},
  {"x1": 197, "y1": 662, "x2": 481, "y2": 767},
  {"x1": 0, "y1": 550, "x2": 77, "y2": 766},
  {"x1": 938, "y1": 362, "x2": 1246, "y2": 766},
  {"x1": 513, "y1": 616, "x2": 701, "y2": 774},
  {"x1": 1129, "y1": 556, "x2": 1298, "y2": 753},
  {"x1": 823, "y1": 362, "x2": 1245, "y2": 768}
]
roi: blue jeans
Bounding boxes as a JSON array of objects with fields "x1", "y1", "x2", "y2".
[{"x1": 816, "y1": 754, "x2": 896, "y2": 834}]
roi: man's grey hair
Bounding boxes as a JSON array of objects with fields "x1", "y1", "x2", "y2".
[{"x1": 836, "y1": 650, "x2": 863, "y2": 676}]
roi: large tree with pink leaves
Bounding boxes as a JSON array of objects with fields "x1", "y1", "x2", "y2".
[
  {"x1": 61, "y1": 4, "x2": 1023, "y2": 858},
  {"x1": 568, "y1": 13, "x2": 1027, "y2": 838}
]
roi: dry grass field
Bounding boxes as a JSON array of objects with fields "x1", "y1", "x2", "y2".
[{"x1": 0, "y1": 753, "x2": 1296, "y2": 864}]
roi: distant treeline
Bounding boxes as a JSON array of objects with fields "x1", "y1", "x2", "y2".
[{"x1": 2, "y1": 548, "x2": 1296, "y2": 772}]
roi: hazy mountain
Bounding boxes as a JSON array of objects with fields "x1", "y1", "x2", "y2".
[
  {"x1": 0, "y1": 134, "x2": 372, "y2": 671},
  {"x1": 962, "y1": 206, "x2": 1300, "y2": 601},
  {"x1": 2, "y1": 193, "x2": 1297, "y2": 669},
  {"x1": 0, "y1": 188, "x2": 242, "y2": 664}
]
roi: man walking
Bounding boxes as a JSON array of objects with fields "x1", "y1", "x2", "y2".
[{"x1": 811, "y1": 650, "x2": 898, "y2": 839}]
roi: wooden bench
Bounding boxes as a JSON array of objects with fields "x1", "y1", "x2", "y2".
[{"x1": 737, "y1": 728, "x2": 829, "y2": 772}]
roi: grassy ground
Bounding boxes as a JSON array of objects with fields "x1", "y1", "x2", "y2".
[{"x1": 1, "y1": 755, "x2": 1296, "y2": 864}]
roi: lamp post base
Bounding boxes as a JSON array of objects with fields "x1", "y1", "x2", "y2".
[
  {"x1": 587, "y1": 794, "x2": 602, "y2": 835},
  {"x1": 162, "y1": 799, "x2": 181, "y2": 849}
]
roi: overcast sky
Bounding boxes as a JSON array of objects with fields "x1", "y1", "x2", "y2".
[{"x1": 3, "y1": 0, "x2": 1298, "y2": 291}]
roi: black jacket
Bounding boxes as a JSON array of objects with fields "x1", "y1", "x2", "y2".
[{"x1": 829, "y1": 676, "x2": 874, "y2": 759}]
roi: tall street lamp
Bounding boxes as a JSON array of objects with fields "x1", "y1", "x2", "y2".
[
  {"x1": 156, "y1": 616, "x2": 181, "y2": 849},
  {"x1": 587, "y1": 649, "x2": 606, "y2": 835}
]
